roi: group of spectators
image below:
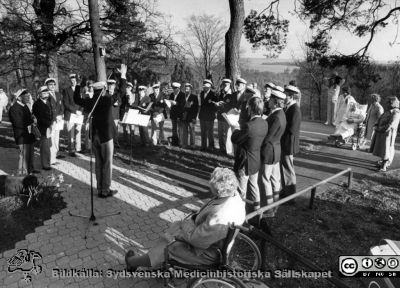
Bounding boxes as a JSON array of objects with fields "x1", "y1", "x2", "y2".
[
  {"x1": 7, "y1": 75, "x2": 84, "y2": 175},
  {"x1": 325, "y1": 73, "x2": 400, "y2": 172}
]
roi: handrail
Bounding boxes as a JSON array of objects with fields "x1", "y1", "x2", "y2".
[
  {"x1": 232, "y1": 223, "x2": 352, "y2": 288},
  {"x1": 246, "y1": 168, "x2": 352, "y2": 221}
]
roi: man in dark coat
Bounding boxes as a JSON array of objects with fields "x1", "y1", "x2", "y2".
[
  {"x1": 108, "y1": 78, "x2": 124, "y2": 148},
  {"x1": 132, "y1": 85, "x2": 152, "y2": 146},
  {"x1": 259, "y1": 89, "x2": 287, "y2": 217},
  {"x1": 169, "y1": 82, "x2": 185, "y2": 146},
  {"x1": 73, "y1": 64, "x2": 127, "y2": 198},
  {"x1": 149, "y1": 83, "x2": 168, "y2": 145},
  {"x1": 280, "y1": 84, "x2": 302, "y2": 203},
  {"x1": 9, "y1": 89, "x2": 37, "y2": 175},
  {"x1": 231, "y1": 96, "x2": 268, "y2": 213},
  {"x1": 62, "y1": 74, "x2": 83, "y2": 156},
  {"x1": 199, "y1": 79, "x2": 217, "y2": 151},
  {"x1": 180, "y1": 83, "x2": 199, "y2": 148},
  {"x1": 215, "y1": 79, "x2": 233, "y2": 154},
  {"x1": 32, "y1": 86, "x2": 57, "y2": 170},
  {"x1": 45, "y1": 78, "x2": 64, "y2": 164}
]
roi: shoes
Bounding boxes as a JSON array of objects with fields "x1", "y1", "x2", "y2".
[
  {"x1": 324, "y1": 121, "x2": 330, "y2": 125},
  {"x1": 31, "y1": 170, "x2": 41, "y2": 174},
  {"x1": 43, "y1": 167, "x2": 52, "y2": 171},
  {"x1": 56, "y1": 155, "x2": 65, "y2": 159},
  {"x1": 99, "y1": 189, "x2": 118, "y2": 198},
  {"x1": 51, "y1": 162, "x2": 59, "y2": 166},
  {"x1": 125, "y1": 250, "x2": 137, "y2": 272},
  {"x1": 69, "y1": 152, "x2": 77, "y2": 157}
]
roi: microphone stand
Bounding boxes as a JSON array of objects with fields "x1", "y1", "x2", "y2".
[{"x1": 69, "y1": 75, "x2": 120, "y2": 231}]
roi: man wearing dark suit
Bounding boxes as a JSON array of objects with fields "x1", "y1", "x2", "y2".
[
  {"x1": 215, "y1": 79, "x2": 233, "y2": 154},
  {"x1": 180, "y1": 83, "x2": 199, "y2": 148},
  {"x1": 259, "y1": 89, "x2": 287, "y2": 217},
  {"x1": 280, "y1": 84, "x2": 302, "y2": 203},
  {"x1": 62, "y1": 74, "x2": 82, "y2": 156},
  {"x1": 73, "y1": 63, "x2": 127, "y2": 198},
  {"x1": 149, "y1": 83, "x2": 167, "y2": 145},
  {"x1": 199, "y1": 79, "x2": 217, "y2": 150},
  {"x1": 108, "y1": 78, "x2": 123, "y2": 148},
  {"x1": 231, "y1": 96, "x2": 268, "y2": 213},
  {"x1": 121, "y1": 81, "x2": 137, "y2": 144},
  {"x1": 132, "y1": 85, "x2": 152, "y2": 146},
  {"x1": 45, "y1": 78, "x2": 64, "y2": 164},
  {"x1": 169, "y1": 82, "x2": 185, "y2": 146},
  {"x1": 33, "y1": 86, "x2": 57, "y2": 170},
  {"x1": 9, "y1": 89, "x2": 37, "y2": 175}
]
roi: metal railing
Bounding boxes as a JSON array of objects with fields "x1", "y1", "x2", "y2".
[
  {"x1": 246, "y1": 168, "x2": 353, "y2": 221},
  {"x1": 243, "y1": 168, "x2": 354, "y2": 288}
]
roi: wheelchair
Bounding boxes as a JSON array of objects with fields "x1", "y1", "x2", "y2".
[
  {"x1": 333, "y1": 123, "x2": 367, "y2": 150},
  {"x1": 161, "y1": 223, "x2": 263, "y2": 288}
]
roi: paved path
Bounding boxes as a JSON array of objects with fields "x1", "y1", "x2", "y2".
[{"x1": 0, "y1": 119, "x2": 398, "y2": 287}]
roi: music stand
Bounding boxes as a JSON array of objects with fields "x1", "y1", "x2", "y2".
[{"x1": 69, "y1": 80, "x2": 120, "y2": 232}]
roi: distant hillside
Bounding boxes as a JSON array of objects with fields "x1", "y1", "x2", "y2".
[{"x1": 240, "y1": 58, "x2": 299, "y2": 74}]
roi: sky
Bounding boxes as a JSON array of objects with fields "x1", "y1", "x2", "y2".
[{"x1": 155, "y1": 0, "x2": 400, "y2": 62}]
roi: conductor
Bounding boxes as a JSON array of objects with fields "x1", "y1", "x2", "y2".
[{"x1": 73, "y1": 63, "x2": 127, "y2": 198}]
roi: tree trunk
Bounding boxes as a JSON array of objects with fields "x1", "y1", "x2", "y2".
[
  {"x1": 310, "y1": 93, "x2": 314, "y2": 120},
  {"x1": 13, "y1": 56, "x2": 23, "y2": 86},
  {"x1": 225, "y1": 0, "x2": 244, "y2": 82},
  {"x1": 46, "y1": 51, "x2": 59, "y2": 91},
  {"x1": 88, "y1": 0, "x2": 107, "y2": 81}
]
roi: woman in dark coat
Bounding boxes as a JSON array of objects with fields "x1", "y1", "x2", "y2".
[{"x1": 370, "y1": 96, "x2": 400, "y2": 172}]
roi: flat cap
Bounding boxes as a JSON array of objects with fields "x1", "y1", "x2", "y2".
[
  {"x1": 138, "y1": 85, "x2": 147, "y2": 90},
  {"x1": 92, "y1": 81, "x2": 106, "y2": 90},
  {"x1": 152, "y1": 83, "x2": 160, "y2": 89},
  {"x1": 127, "y1": 82, "x2": 133, "y2": 88},
  {"x1": 69, "y1": 74, "x2": 77, "y2": 79},
  {"x1": 44, "y1": 78, "x2": 56, "y2": 85},
  {"x1": 15, "y1": 89, "x2": 28, "y2": 98},
  {"x1": 264, "y1": 82, "x2": 275, "y2": 89},
  {"x1": 38, "y1": 86, "x2": 49, "y2": 93},
  {"x1": 236, "y1": 78, "x2": 247, "y2": 85},
  {"x1": 185, "y1": 83, "x2": 193, "y2": 88},
  {"x1": 271, "y1": 89, "x2": 286, "y2": 100},
  {"x1": 222, "y1": 79, "x2": 232, "y2": 84},
  {"x1": 171, "y1": 82, "x2": 181, "y2": 88},
  {"x1": 273, "y1": 86, "x2": 285, "y2": 93},
  {"x1": 284, "y1": 85, "x2": 300, "y2": 94}
]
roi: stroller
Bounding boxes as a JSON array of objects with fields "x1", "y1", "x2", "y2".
[{"x1": 330, "y1": 104, "x2": 368, "y2": 150}]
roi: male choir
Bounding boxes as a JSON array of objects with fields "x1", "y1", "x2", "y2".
[{"x1": 7, "y1": 66, "x2": 302, "y2": 215}]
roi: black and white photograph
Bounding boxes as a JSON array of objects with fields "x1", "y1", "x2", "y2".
[{"x1": 0, "y1": 0, "x2": 400, "y2": 287}]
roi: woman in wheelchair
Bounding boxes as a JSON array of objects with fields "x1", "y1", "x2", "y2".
[
  {"x1": 329, "y1": 101, "x2": 365, "y2": 144},
  {"x1": 125, "y1": 167, "x2": 246, "y2": 271}
]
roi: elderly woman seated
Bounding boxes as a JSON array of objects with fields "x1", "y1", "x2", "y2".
[
  {"x1": 328, "y1": 101, "x2": 365, "y2": 144},
  {"x1": 125, "y1": 167, "x2": 246, "y2": 271}
]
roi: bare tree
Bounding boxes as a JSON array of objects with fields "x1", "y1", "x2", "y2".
[{"x1": 183, "y1": 14, "x2": 226, "y2": 81}]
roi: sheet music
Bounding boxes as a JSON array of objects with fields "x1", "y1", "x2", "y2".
[
  {"x1": 122, "y1": 109, "x2": 139, "y2": 124},
  {"x1": 153, "y1": 113, "x2": 165, "y2": 124},
  {"x1": 122, "y1": 109, "x2": 150, "y2": 126},
  {"x1": 55, "y1": 120, "x2": 64, "y2": 130},
  {"x1": 69, "y1": 114, "x2": 84, "y2": 125},
  {"x1": 222, "y1": 112, "x2": 239, "y2": 127}
]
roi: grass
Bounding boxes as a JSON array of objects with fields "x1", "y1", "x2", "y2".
[{"x1": 257, "y1": 170, "x2": 400, "y2": 288}]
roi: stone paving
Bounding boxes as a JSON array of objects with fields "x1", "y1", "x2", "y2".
[{"x1": 0, "y1": 143, "x2": 207, "y2": 287}]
